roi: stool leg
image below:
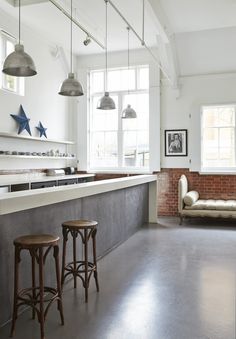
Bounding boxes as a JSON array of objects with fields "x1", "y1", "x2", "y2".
[
  {"x1": 31, "y1": 250, "x2": 36, "y2": 319},
  {"x1": 73, "y1": 231, "x2": 77, "y2": 289},
  {"x1": 61, "y1": 229, "x2": 67, "y2": 286},
  {"x1": 84, "y1": 229, "x2": 88, "y2": 303},
  {"x1": 38, "y1": 247, "x2": 45, "y2": 339},
  {"x1": 92, "y1": 229, "x2": 99, "y2": 292},
  {"x1": 54, "y1": 245, "x2": 64, "y2": 326},
  {"x1": 10, "y1": 246, "x2": 20, "y2": 337}
]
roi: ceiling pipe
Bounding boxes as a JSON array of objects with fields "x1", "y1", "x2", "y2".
[
  {"x1": 48, "y1": 0, "x2": 105, "y2": 50},
  {"x1": 107, "y1": 0, "x2": 172, "y2": 85}
]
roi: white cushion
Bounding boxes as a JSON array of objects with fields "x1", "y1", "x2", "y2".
[
  {"x1": 183, "y1": 191, "x2": 199, "y2": 206},
  {"x1": 185, "y1": 199, "x2": 236, "y2": 211}
]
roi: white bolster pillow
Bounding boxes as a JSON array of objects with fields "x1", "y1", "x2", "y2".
[{"x1": 184, "y1": 191, "x2": 199, "y2": 206}]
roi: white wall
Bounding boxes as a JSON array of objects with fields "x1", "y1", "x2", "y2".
[
  {"x1": 176, "y1": 27, "x2": 236, "y2": 76},
  {"x1": 76, "y1": 48, "x2": 161, "y2": 173},
  {"x1": 0, "y1": 8, "x2": 77, "y2": 170},
  {"x1": 161, "y1": 72, "x2": 236, "y2": 170},
  {"x1": 160, "y1": 25, "x2": 236, "y2": 170}
]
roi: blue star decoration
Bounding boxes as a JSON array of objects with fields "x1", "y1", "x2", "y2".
[
  {"x1": 10, "y1": 105, "x2": 31, "y2": 136},
  {"x1": 36, "y1": 121, "x2": 47, "y2": 138}
]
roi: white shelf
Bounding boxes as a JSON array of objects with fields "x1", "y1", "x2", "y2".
[
  {"x1": 0, "y1": 154, "x2": 75, "y2": 160},
  {"x1": 0, "y1": 132, "x2": 75, "y2": 145}
]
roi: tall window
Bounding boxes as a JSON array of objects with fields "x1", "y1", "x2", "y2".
[
  {"x1": 202, "y1": 105, "x2": 235, "y2": 170},
  {"x1": 0, "y1": 31, "x2": 24, "y2": 95},
  {"x1": 89, "y1": 65, "x2": 149, "y2": 171}
]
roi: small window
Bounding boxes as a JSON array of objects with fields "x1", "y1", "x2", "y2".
[
  {"x1": 0, "y1": 31, "x2": 24, "y2": 96},
  {"x1": 201, "y1": 105, "x2": 236, "y2": 171}
]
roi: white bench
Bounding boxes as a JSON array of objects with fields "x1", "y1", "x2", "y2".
[{"x1": 178, "y1": 174, "x2": 236, "y2": 224}]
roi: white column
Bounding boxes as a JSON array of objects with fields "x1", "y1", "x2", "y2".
[{"x1": 148, "y1": 180, "x2": 158, "y2": 223}]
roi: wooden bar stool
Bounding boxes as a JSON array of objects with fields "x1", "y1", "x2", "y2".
[
  {"x1": 61, "y1": 220, "x2": 99, "y2": 302},
  {"x1": 10, "y1": 234, "x2": 64, "y2": 339}
]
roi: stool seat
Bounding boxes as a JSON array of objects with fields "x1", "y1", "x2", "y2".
[
  {"x1": 62, "y1": 220, "x2": 98, "y2": 229},
  {"x1": 61, "y1": 219, "x2": 99, "y2": 302},
  {"x1": 14, "y1": 234, "x2": 59, "y2": 247},
  {"x1": 10, "y1": 234, "x2": 64, "y2": 339}
]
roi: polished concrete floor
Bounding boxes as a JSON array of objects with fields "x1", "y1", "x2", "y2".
[{"x1": 1, "y1": 217, "x2": 236, "y2": 339}]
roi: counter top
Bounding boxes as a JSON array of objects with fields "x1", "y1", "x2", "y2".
[
  {"x1": 0, "y1": 174, "x2": 157, "y2": 215},
  {"x1": 0, "y1": 174, "x2": 95, "y2": 186}
]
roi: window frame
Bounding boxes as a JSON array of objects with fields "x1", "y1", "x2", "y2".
[
  {"x1": 88, "y1": 65, "x2": 150, "y2": 173},
  {"x1": 201, "y1": 103, "x2": 236, "y2": 173},
  {"x1": 0, "y1": 30, "x2": 24, "y2": 96}
]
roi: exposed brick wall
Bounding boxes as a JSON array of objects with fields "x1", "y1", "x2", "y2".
[{"x1": 156, "y1": 169, "x2": 236, "y2": 216}]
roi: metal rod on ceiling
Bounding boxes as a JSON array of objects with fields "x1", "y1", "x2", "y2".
[
  {"x1": 48, "y1": 0, "x2": 105, "y2": 50},
  {"x1": 107, "y1": 0, "x2": 172, "y2": 84},
  {"x1": 142, "y1": 0, "x2": 145, "y2": 44}
]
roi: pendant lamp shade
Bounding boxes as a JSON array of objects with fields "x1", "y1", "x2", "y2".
[
  {"x1": 121, "y1": 104, "x2": 137, "y2": 119},
  {"x1": 59, "y1": 73, "x2": 83, "y2": 96},
  {"x1": 2, "y1": 44, "x2": 37, "y2": 77},
  {"x1": 59, "y1": 0, "x2": 84, "y2": 97},
  {"x1": 2, "y1": 1, "x2": 37, "y2": 77},
  {"x1": 97, "y1": 0, "x2": 115, "y2": 110},
  {"x1": 97, "y1": 91, "x2": 116, "y2": 110}
]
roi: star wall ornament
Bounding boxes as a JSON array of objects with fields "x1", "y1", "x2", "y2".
[
  {"x1": 36, "y1": 121, "x2": 47, "y2": 138},
  {"x1": 10, "y1": 105, "x2": 31, "y2": 136}
]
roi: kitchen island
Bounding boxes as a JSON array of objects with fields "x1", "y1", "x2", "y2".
[{"x1": 0, "y1": 174, "x2": 157, "y2": 326}]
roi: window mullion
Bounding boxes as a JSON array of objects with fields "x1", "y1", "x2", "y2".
[{"x1": 118, "y1": 93, "x2": 123, "y2": 167}]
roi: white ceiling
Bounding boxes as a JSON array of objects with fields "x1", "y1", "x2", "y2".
[
  {"x1": 2, "y1": 0, "x2": 236, "y2": 77},
  {"x1": 0, "y1": 0, "x2": 159, "y2": 55},
  {"x1": 160, "y1": 0, "x2": 236, "y2": 33}
]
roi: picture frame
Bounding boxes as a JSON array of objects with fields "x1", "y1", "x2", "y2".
[{"x1": 165, "y1": 129, "x2": 188, "y2": 156}]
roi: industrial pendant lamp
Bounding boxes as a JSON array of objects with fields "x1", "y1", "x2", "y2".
[
  {"x1": 97, "y1": 0, "x2": 116, "y2": 110},
  {"x1": 122, "y1": 27, "x2": 137, "y2": 119},
  {"x1": 2, "y1": 0, "x2": 37, "y2": 77},
  {"x1": 59, "y1": 0, "x2": 84, "y2": 96}
]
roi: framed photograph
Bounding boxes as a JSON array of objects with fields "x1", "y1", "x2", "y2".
[{"x1": 165, "y1": 129, "x2": 188, "y2": 156}]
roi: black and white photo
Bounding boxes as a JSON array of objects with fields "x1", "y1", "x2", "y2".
[{"x1": 165, "y1": 129, "x2": 188, "y2": 156}]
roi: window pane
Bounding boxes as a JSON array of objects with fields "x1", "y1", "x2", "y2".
[
  {"x1": 4, "y1": 75, "x2": 17, "y2": 91},
  {"x1": 219, "y1": 128, "x2": 234, "y2": 148},
  {"x1": 203, "y1": 106, "x2": 235, "y2": 127},
  {"x1": 91, "y1": 72, "x2": 104, "y2": 93},
  {"x1": 202, "y1": 105, "x2": 235, "y2": 169},
  {"x1": 5, "y1": 40, "x2": 16, "y2": 91},
  {"x1": 6, "y1": 40, "x2": 14, "y2": 55},
  {"x1": 90, "y1": 131, "x2": 118, "y2": 167},
  {"x1": 203, "y1": 128, "x2": 218, "y2": 148},
  {"x1": 120, "y1": 69, "x2": 135, "y2": 91},
  {"x1": 108, "y1": 69, "x2": 135, "y2": 92},
  {"x1": 137, "y1": 131, "x2": 149, "y2": 167},
  {"x1": 122, "y1": 93, "x2": 149, "y2": 168},
  {"x1": 122, "y1": 93, "x2": 149, "y2": 130},
  {"x1": 138, "y1": 67, "x2": 149, "y2": 89},
  {"x1": 91, "y1": 97, "x2": 118, "y2": 131},
  {"x1": 1, "y1": 35, "x2": 24, "y2": 95},
  {"x1": 90, "y1": 95, "x2": 118, "y2": 168},
  {"x1": 123, "y1": 131, "x2": 137, "y2": 167}
]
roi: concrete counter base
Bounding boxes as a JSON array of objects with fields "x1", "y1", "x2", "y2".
[{"x1": 0, "y1": 184, "x2": 148, "y2": 326}]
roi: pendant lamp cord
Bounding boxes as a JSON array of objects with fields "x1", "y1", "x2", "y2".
[
  {"x1": 127, "y1": 26, "x2": 130, "y2": 95},
  {"x1": 70, "y1": 0, "x2": 73, "y2": 73},
  {"x1": 142, "y1": 0, "x2": 145, "y2": 45},
  {"x1": 19, "y1": 0, "x2": 21, "y2": 44},
  {"x1": 105, "y1": 0, "x2": 108, "y2": 92}
]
